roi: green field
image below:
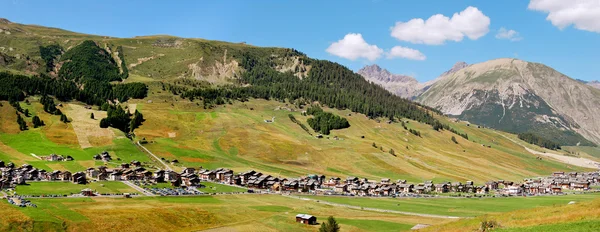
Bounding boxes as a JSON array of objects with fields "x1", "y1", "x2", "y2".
[
  {"x1": 141, "y1": 181, "x2": 247, "y2": 194},
  {"x1": 422, "y1": 198, "x2": 600, "y2": 232},
  {"x1": 15, "y1": 181, "x2": 137, "y2": 196},
  {"x1": 199, "y1": 182, "x2": 247, "y2": 193},
  {"x1": 305, "y1": 193, "x2": 600, "y2": 217},
  {"x1": 0, "y1": 194, "x2": 450, "y2": 232}
]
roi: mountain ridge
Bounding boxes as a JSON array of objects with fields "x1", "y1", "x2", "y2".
[
  {"x1": 358, "y1": 58, "x2": 600, "y2": 146},
  {"x1": 417, "y1": 58, "x2": 600, "y2": 146}
]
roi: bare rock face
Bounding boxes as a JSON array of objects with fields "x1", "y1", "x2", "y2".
[
  {"x1": 358, "y1": 64, "x2": 426, "y2": 99},
  {"x1": 358, "y1": 64, "x2": 417, "y2": 84},
  {"x1": 417, "y1": 58, "x2": 600, "y2": 146}
]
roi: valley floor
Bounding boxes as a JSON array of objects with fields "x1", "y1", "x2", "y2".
[{"x1": 1, "y1": 192, "x2": 599, "y2": 232}]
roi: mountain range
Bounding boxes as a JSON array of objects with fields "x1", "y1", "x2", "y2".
[{"x1": 359, "y1": 60, "x2": 600, "y2": 146}]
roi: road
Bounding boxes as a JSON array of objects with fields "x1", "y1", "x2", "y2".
[
  {"x1": 121, "y1": 181, "x2": 155, "y2": 196},
  {"x1": 136, "y1": 141, "x2": 172, "y2": 171},
  {"x1": 284, "y1": 195, "x2": 467, "y2": 219}
]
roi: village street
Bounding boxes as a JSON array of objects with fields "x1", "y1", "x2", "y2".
[
  {"x1": 122, "y1": 180, "x2": 155, "y2": 196},
  {"x1": 136, "y1": 141, "x2": 172, "y2": 171}
]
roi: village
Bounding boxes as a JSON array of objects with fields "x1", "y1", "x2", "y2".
[{"x1": 1, "y1": 151, "x2": 599, "y2": 199}]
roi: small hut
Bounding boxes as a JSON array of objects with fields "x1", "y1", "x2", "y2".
[{"x1": 295, "y1": 214, "x2": 317, "y2": 225}]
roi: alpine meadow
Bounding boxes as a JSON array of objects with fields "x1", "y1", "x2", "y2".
[{"x1": 0, "y1": 1, "x2": 599, "y2": 232}]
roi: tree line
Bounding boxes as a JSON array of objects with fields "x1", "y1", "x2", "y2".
[
  {"x1": 518, "y1": 132, "x2": 561, "y2": 150},
  {"x1": 0, "y1": 72, "x2": 147, "y2": 106}
]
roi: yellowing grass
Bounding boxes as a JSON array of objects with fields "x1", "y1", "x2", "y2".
[
  {"x1": 132, "y1": 98, "x2": 588, "y2": 182},
  {"x1": 4, "y1": 195, "x2": 452, "y2": 232},
  {"x1": 422, "y1": 199, "x2": 600, "y2": 232}
]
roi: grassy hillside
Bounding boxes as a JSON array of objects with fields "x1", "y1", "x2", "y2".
[
  {"x1": 0, "y1": 18, "x2": 295, "y2": 82},
  {"x1": 0, "y1": 95, "x2": 589, "y2": 182},
  {"x1": 133, "y1": 96, "x2": 591, "y2": 182}
]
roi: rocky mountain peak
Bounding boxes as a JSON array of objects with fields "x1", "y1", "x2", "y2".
[
  {"x1": 358, "y1": 64, "x2": 416, "y2": 84},
  {"x1": 441, "y1": 61, "x2": 469, "y2": 76},
  {"x1": 0, "y1": 18, "x2": 11, "y2": 24}
]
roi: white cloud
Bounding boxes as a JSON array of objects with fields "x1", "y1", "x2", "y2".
[
  {"x1": 529, "y1": 0, "x2": 600, "y2": 33},
  {"x1": 387, "y1": 46, "x2": 426, "y2": 60},
  {"x1": 326, "y1": 33, "x2": 383, "y2": 61},
  {"x1": 496, "y1": 27, "x2": 523, "y2": 41},
  {"x1": 390, "y1": 6, "x2": 490, "y2": 45}
]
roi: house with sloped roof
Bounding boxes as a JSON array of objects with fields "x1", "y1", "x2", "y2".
[{"x1": 295, "y1": 214, "x2": 317, "y2": 225}]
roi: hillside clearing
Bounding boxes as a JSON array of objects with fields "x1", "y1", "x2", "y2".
[{"x1": 64, "y1": 103, "x2": 115, "y2": 148}]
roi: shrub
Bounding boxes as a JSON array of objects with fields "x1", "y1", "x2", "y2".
[{"x1": 480, "y1": 218, "x2": 501, "y2": 232}]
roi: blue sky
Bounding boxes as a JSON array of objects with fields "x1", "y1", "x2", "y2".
[{"x1": 1, "y1": 0, "x2": 599, "y2": 82}]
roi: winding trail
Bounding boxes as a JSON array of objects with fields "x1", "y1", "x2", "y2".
[
  {"x1": 283, "y1": 195, "x2": 467, "y2": 219},
  {"x1": 136, "y1": 141, "x2": 172, "y2": 171}
]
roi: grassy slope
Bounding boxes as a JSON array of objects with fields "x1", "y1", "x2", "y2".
[
  {"x1": 0, "y1": 19, "x2": 262, "y2": 82},
  {"x1": 0, "y1": 100, "x2": 154, "y2": 172},
  {"x1": 563, "y1": 146, "x2": 600, "y2": 161},
  {"x1": 0, "y1": 194, "x2": 450, "y2": 232},
  {"x1": 131, "y1": 93, "x2": 588, "y2": 182},
  {"x1": 422, "y1": 198, "x2": 600, "y2": 232},
  {"x1": 0, "y1": 96, "x2": 589, "y2": 182}
]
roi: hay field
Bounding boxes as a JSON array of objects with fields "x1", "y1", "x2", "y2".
[
  {"x1": 422, "y1": 198, "x2": 600, "y2": 232},
  {"x1": 305, "y1": 193, "x2": 600, "y2": 217},
  {"x1": 0, "y1": 194, "x2": 451, "y2": 232},
  {"x1": 63, "y1": 104, "x2": 115, "y2": 148}
]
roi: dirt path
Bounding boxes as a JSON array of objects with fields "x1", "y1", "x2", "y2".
[
  {"x1": 121, "y1": 181, "x2": 155, "y2": 196},
  {"x1": 136, "y1": 141, "x2": 172, "y2": 171},
  {"x1": 523, "y1": 147, "x2": 600, "y2": 169},
  {"x1": 30, "y1": 153, "x2": 41, "y2": 160},
  {"x1": 497, "y1": 132, "x2": 600, "y2": 169},
  {"x1": 129, "y1": 54, "x2": 165, "y2": 68},
  {"x1": 284, "y1": 195, "x2": 466, "y2": 219}
]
